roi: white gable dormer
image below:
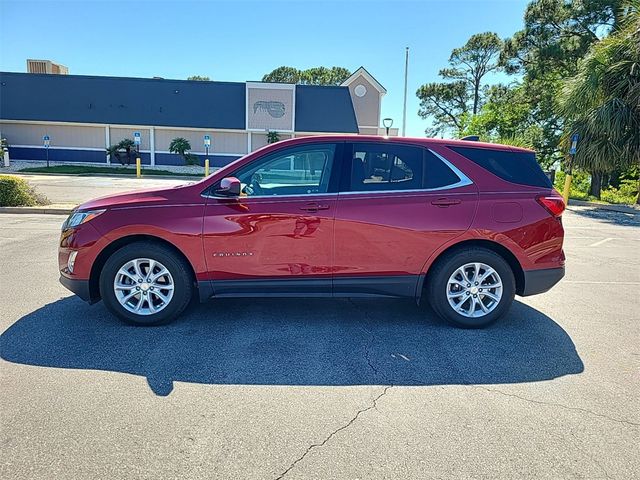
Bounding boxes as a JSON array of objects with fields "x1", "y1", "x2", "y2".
[{"x1": 341, "y1": 67, "x2": 387, "y2": 135}]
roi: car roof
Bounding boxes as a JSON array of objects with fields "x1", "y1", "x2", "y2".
[{"x1": 270, "y1": 135, "x2": 534, "y2": 153}]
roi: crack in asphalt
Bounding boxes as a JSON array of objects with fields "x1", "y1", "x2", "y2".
[
  {"x1": 274, "y1": 300, "x2": 393, "y2": 480},
  {"x1": 274, "y1": 385, "x2": 393, "y2": 480},
  {"x1": 475, "y1": 386, "x2": 640, "y2": 428}
]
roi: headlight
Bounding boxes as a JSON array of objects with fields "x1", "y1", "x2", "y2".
[{"x1": 62, "y1": 209, "x2": 106, "y2": 230}]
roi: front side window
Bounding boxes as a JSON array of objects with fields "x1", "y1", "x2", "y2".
[{"x1": 232, "y1": 143, "x2": 336, "y2": 197}]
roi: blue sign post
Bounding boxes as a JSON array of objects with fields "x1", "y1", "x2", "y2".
[
  {"x1": 204, "y1": 135, "x2": 211, "y2": 176},
  {"x1": 43, "y1": 135, "x2": 50, "y2": 168},
  {"x1": 569, "y1": 133, "x2": 579, "y2": 155},
  {"x1": 133, "y1": 132, "x2": 141, "y2": 178},
  {"x1": 563, "y1": 133, "x2": 579, "y2": 204}
]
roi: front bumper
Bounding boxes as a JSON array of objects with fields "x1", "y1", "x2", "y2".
[
  {"x1": 521, "y1": 266, "x2": 565, "y2": 296},
  {"x1": 59, "y1": 275, "x2": 95, "y2": 303}
]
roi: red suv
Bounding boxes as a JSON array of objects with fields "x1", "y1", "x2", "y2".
[{"x1": 59, "y1": 136, "x2": 565, "y2": 328}]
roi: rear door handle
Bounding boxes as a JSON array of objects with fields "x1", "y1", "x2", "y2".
[
  {"x1": 300, "y1": 203, "x2": 330, "y2": 212},
  {"x1": 431, "y1": 198, "x2": 461, "y2": 207}
]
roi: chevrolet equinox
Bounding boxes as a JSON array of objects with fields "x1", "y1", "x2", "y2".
[{"x1": 59, "y1": 136, "x2": 565, "y2": 328}]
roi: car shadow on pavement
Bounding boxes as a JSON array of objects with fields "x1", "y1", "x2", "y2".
[
  {"x1": 1, "y1": 297, "x2": 584, "y2": 396},
  {"x1": 570, "y1": 207, "x2": 640, "y2": 227}
]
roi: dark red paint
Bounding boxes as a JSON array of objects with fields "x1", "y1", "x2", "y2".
[{"x1": 59, "y1": 135, "x2": 565, "y2": 299}]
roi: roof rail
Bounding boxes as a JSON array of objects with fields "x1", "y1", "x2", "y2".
[{"x1": 461, "y1": 135, "x2": 480, "y2": 141}]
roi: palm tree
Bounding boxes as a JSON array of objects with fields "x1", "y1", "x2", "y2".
[
  {"x1": 559, "y1": 1, "x2": 640, "y2": 201},
  {"x1": 106, "y1": 138, "x2": 136, "y2": 166},
  {"x1": 169, "y1": 137, "x2": 198, "y2": 165}
]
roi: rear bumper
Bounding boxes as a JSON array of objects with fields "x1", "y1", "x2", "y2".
[
  {"x1": 521, "y1": 266, "x2": 565, "y2": 296},
  {"x1": 59, "y1": 275, "x2": 94, "y2": 303}
]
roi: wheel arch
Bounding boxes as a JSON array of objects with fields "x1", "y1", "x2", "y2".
[
  {"x1": 417, "y1": 239, "x2": 525, "y2": 301},
  {"x1": 88, "y1": 234, "x2": 197, "y2": 302}
]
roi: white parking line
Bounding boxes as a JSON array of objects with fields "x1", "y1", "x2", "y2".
[
  {"x1": 564, "y1": 281, "x2": 640, "y2": 285},
  {"x1": 589, "y1": 237, "x2": 615, "y2": 247}
]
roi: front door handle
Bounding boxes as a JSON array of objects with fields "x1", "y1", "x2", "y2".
[
  {"x1": 300, "y1": 203, "x2": 330, "y2": 212},
  {"x1": 431, "y1": 198, "x2": 461, "y2": 207}
]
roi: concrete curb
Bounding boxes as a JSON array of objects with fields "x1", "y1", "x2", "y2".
[
  {"x1": 0, "y1": 205, "x2": 74, "y2": 215},
  {"x1": 567, "y1": 199, "x2": 639, "y2": 215},
  {"x1": 13, "y1": 172, "x2": 204, "y2": 180}
]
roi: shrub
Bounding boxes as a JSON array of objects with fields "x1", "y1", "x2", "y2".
[
  {"x1": 267, "y1": 131, "x2": 280, "y2": 144},
  {"x1": 0, "y1": 175, "x2": 49, "y2": 207},
  {"x1": 554, "y1": 170, "x2": 639, "y2": 204}
]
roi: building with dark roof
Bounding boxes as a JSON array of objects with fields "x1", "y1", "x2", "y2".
[{"x1": 0, "y1": 67, "x2": 396, "y2": 167}]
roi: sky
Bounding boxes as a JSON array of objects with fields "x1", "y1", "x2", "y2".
[{"x1": 0, "y1": 0, "x2": 529, "y2": 137}]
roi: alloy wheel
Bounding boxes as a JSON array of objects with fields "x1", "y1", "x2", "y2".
[
  {"x1": 113, "y1": 258, "x2": 175, "y2": 315},
  {"x1": 446, "y1": 262, "x2": 503, "y2": 318}
]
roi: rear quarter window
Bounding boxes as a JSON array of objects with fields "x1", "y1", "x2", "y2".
[{"x1": 449, "y1": 146, "x2": 551, "y2": 188}]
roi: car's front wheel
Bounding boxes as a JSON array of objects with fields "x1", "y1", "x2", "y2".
[
  {"x1": 99, "y1": 241, "x2": 194, "y2": 326},
  {"x1": 427, "y1": 248, "x2": 515, "y2": 328}
]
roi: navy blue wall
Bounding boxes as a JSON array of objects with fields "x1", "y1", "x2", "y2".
[
  {"x1": 155, "y1": 152, "x2": 240, "y2": 167},
  {"x1": 7, "y1": 147, "x2": 240, "y2": 168},
  {"x1": 9, "y1": 147, "x2": 152, "y2": 165}
]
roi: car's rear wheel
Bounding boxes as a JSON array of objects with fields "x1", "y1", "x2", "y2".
[
  {"x1": 99, "y1": 241, "x2": 193, "y2": 326},
  {"x1": 427, "y1": 248, "x2": 515, "y2": 328}
]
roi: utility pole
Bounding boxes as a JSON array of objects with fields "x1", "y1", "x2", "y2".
[{"x1": 402, "y1": 46, "x2": 409, "y2": 137}]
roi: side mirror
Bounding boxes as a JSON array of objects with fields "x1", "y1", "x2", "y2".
[{"x1": 216, "y1": 176, "x2": 241, "y2": 196}]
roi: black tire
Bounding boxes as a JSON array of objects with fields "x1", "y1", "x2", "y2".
[
  {"x1": 426, "y1": 247, "x2": 515, "y2": 328},
  {"x1": 99, "y1": 241, "x2": 194, "y2": 326}
]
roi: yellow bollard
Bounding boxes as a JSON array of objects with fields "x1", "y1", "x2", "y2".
[
  {"x1": 562, "y1": 174, "x2": 572, "y2": 205},
  {"x1": 204, "y1": 158, "x2": 210, "y2": 177},
  {"x1": 136, "y1": 157, "x2": 141, "y2": 178}
]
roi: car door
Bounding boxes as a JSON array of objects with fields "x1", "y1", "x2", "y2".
[
  {"x1": 202, "y1": 142, "x2": 341, "y2": 296},
  {"x1": 333, "y1": 142, "x2": 478, "y2": 297}
]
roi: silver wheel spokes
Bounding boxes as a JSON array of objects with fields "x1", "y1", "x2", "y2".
[
  {"x1": 446, "y1": 262, "x2": 503, "y2": 318},
  {"x1": 114, "y1": 258, "x2": 174, "y2": 316}
]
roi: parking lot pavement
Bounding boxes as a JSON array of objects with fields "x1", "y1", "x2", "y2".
[
  {"x1": 11, "y1": 174, "x2": 193, "y2": 204},
  {"x1": 1, "y1": 207, "x2": 638, "y2": 479}
]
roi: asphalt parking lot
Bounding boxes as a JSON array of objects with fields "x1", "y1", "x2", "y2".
[{"x1": 1, "y1": 207, "x2": 639, "y2": 479}]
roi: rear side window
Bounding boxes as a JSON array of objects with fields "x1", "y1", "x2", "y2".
[
  {"x1": 425, "y1": 150, "x2": 461, "y2": 188},
  {"x1": 449, "y1": 146, "x2": 551, "y2": 188},
  {"x1": 349, "y1": 143, "x2": 422, "y2": 191},
  {"x1": 345, "y1": 143, "x2": 463, "y2": 192}
]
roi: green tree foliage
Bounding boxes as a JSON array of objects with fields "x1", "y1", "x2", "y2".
[
  {"x1": 559, "y1": 2, "x2": 640, "y2": 200},
  {"x1": 262, "y1": 66, "x2": 351, "y2": 85},
  {"x1": 501, "y1": 0, "x2": 622, "y2": 77},
  {"x1": 417, "y1": 32, "x2": 502, "y2": 136},
  {"x1": 169, "y1": 137, "x2": 199, "y2": 166},
  {"x1": 496, "y1": 0, "x2": 622, "y2": 166},
  {"x1": 441, "y1": 32, "x2": 503, "y2": 114},
  {"x1": 416, "y1": 82, "x2": 469, "y2": 136},
  {"x1": 187, "y1": 75, "x2": 211, "y2": 81}
]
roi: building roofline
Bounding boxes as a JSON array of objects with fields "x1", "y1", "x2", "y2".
[
  {"x1": 0, "y1": 71, "x2": 244, "y2": 87},
  {"x1": 341, "y1": 67, "x2": 387, "y2": 94}
]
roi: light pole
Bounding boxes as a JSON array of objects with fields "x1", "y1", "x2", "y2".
[{"x1": 383, "y1": 118, "x2": 394, "y2": 137}]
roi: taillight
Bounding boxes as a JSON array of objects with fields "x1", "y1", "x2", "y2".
[{"x1": 536, "y1": 194, "x2": 565, "y2": 217}]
